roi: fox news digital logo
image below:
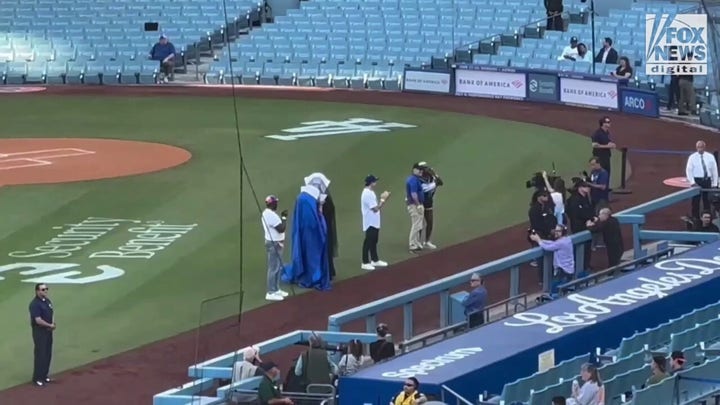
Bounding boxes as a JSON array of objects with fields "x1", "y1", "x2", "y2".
[{"x1": 645, "y1": 13, "x2": 708, "y2": 76}]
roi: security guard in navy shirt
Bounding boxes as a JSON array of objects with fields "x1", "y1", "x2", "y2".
[{"x1": 29, "y1": 283, "x2": 55, "y2": 387}]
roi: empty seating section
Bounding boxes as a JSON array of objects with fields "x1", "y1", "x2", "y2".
[
  {"x1": 494, "y1": 300, "x2": 720, "y2": 404},
  {"x1": 206, "y1": 0, "x2": 551, "y2": 87},
  {"x1": 0, "y1": 0, "x2": 258, "y2": 84}
]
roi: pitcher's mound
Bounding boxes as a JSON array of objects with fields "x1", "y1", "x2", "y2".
[{"x1": 0, "y1": 138, "x2": 191, "y2": 186}]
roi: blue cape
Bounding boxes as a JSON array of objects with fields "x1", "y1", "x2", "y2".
[{"x1": 282, "y1": 191, "x2": 331, "y2": 291}]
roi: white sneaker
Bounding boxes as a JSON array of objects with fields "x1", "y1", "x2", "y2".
[
  {"x1": 276, "y1": 289, "x2": 289, "y2": 297},
  {"x1": 424, "y1": 241, "x2": 437, "y2": 249},
  {"x1": 372, "y1": 260, "x2": 388, "y2": 267},
  {"x1": 163, "y1": 77, "x2": 169, "y2": 83},
  {"x1": 361, "y1": 263, "x2": 375, "y2": 271},
  {"x1": 265, "y1": 292, "x2": 284, "y2": 301}
]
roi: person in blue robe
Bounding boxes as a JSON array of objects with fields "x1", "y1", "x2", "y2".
[{"x1": 282, "y1": 173, "x2": 332, "y2": 291}]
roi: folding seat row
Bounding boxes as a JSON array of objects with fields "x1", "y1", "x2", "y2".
[{"x1": 1, "y1": 60, "x2": 162, "y2": 85}]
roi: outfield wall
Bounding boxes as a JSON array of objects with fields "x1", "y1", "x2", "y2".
[
  {"x1": 403, "y1": 64, "x2": 660, "y2": 118},
  {"x1": 154, "y1": 187, "x2": 720, "y2": 405}
]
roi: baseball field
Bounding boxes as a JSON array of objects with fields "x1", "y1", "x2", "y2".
[{"x1": 0, "y1": 85, "x2": 707, "y2": 405}]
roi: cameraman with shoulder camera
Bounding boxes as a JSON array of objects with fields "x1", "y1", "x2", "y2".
[
  {"x1": 566, "y1": 181, "x2": 594, "y2": 272},
  {"x1": 418, "y1": 162, "x2": 443, "y2": 250},
  {"x1": 528, "y1": 190, "x2": 557, "y2": 275},
  {"x1": 262, "y1": 195, "x2": 289, "y2": 302}
]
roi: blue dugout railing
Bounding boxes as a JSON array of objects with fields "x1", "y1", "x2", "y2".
[
  {"x1": 156, "y1": 187, "x2": 720, "y2": 404},
  {"x1": 326, "y1": 187, "x2": 720, "y2": 340}
]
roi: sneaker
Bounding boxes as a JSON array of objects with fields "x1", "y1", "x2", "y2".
[
  {"x1": 371, "y1": 260, "x2": 388, "y2": 267},
  {"x1": 33, "y1": 381, "x2": 44, "y2": 387},
  {"x1": 361, "y1": 263, "x2": 375, "y2": 271},
  {"x1": 163, "y1": 77, "x2": 169, "y2": 84},
  {"x1": 424, "y1": 241, "x2": 437, "y2": 249},
  {"x1": 265, "y1": 292, "x2": 284, "y2": 301},
  {"x1": 276, "y1": 289, "x2": 289, "y2": 297},
  {"x1": 45, "y1": 378, "x2": 52, "y2": 383}
]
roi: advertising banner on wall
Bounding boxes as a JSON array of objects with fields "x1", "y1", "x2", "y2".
[
  {"x1": 527, "y1": 72, "x2": 559, "y2": 102},
  {"x1": 619, "y1": 87, "x2": 660, "y2": 118},
  {"x1": 403, "y1": 69, "x2": 452, "y2": 94},
  {"x1": 455, "y1": 69, "x2": 527, "y2": 100},
  {"x1": 559, "y1": 77, "x2": 619, "y2": 110}
]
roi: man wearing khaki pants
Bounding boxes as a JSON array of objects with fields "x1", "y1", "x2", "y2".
[{"x1": 406, "y1": 163, "x2": 426, "y2": 252}]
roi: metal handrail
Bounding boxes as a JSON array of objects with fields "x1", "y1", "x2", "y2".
[
  {"x1": 558, "y1": 247, "x2": 675, "y2": 294},
  {"x1": 441, "y1": 384, "x2": 474, "y2": 405}
]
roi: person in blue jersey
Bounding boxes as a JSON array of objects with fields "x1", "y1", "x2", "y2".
[{"x1": 283, "y1": 173, "x2": 332, "y2": 291}]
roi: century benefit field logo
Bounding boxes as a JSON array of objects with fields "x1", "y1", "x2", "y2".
[
  {"x1": 503, "y1": 257, "x2": 720, "y2": 334},
  {"x1": 645, "y1": 13, "x2": 708, "y2": 75},
  {"x1": 0, "y1": 217, "x2": 197, "y2": 285}
]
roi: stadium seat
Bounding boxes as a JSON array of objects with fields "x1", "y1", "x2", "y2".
[
  {"x1": 25, "y1": 61, "x2": 47, "y2": 83},
  {"x1": 45, "y1": 61, "x2": 67, "y2": 84},
  {"x1": 138, "y1": 61, "x2": 159, "y2": 84},
  {"x1": 4, "y1": 61, "x2": 27, "y2": 84},
  {"x1": 101, "y1": 61, "x2": 123, "y2": 85}
]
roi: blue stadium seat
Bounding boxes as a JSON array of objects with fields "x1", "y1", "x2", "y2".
[
  {"x1": 121, "y1": 61, "x2": 141, "y2": 84},
  {"x1": 4, "y1": 61, "x2": 27, "y2": 84},
  {"x1": 45, "y1": 61, "x2": 67, "y2": 84}
]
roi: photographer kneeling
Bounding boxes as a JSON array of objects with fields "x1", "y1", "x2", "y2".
[
  {"x1": 530, "y1": 225, "x2": 575, "y2": 294},
  {"x1": 528, "y1": 190, "x2": 558, "y2": 281}
]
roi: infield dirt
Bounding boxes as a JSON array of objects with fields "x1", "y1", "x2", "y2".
[{"x1": 0, "y1": 85, "x2": 712, "y2": 405}]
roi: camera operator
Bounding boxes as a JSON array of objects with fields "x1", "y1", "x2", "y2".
[
  {"x1": 528, "y1": 190, "x2": 558, "y2": 276},
  {"x1": 566, "y1": 181, "x2": 594, "y2": 272},
  {"x1": 529, "y1": 225, "x2": 575, "y2": 292},
  {"x1": 418, "y1": 162, "x2": 443, "y2": 250},
  {"x1": 543, "y1": 171, "x2": 567, "y2": 225}
]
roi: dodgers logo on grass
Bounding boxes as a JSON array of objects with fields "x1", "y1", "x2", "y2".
[{"x1": 645, "y1": 13, "x2": 708, "y2": 76}]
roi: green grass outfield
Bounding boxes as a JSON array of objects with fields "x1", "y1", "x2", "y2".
[{"x1": 0, "y1": 95, "x2": 619, "y2": 389}]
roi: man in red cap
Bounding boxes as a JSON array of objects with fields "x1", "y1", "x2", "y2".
[{"x1": 262, "y1": 195, "x2": 288, "y2": 301}]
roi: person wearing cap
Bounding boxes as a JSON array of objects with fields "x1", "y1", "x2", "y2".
[
  {"x1": 530, "y1": 225, "x2": 575, "y2": 291},
  {"x1": 257, "y1": 361, "x2": 294, "y2": 405},
  {"x1": 406, "y1": 163, "x2": 426, "y2": 252},
  {"x1": 262, "y1": 195, "x2": 289, "y2": 301},
  {"x1": 284, "y1": 173, "x2": 332, "y2": 291},
  {"x1": 558, "y1": 37, "x2": 580, "y2": 61},
  {"x1": 232, "y1": 346, "x2": 263, "y2": 383},
  {"x1": 591, "y1": 117, "x2": 616, "y2": 178},
  {"x1": 418, "y1": 162, "x2": 443, "y2": 250},
  {"x1": 566, "y1": 181, "x2": 594, "y2": 273},
  {"x1": 361, "y1": 174, "x2": 391, "y2": 271},
  {"x1": 149, "y1": 35, "x2": 176, "y2": 83},
  {"x1": 461, "y1": 273, "x2": 487, "y2": 328}
]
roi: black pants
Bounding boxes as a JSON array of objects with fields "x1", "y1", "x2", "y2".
[
  {"x1": 668, "y1": 76, "x2": 680, "y2": 109},
  {"x1": 32, "y1": 327, "x2": 53, "y2": 382},
  {"x1": 691, "y1": 178, "x2": 712, "y2": 219},
  {"x1": 608, "y1": 247, "x2": 623, "y2": 268},
  {"x1": 423, "y1": 207, "x2": 434, "y2": 242},
  {"x1": 468, "y1": 311, "x2": 485, "y2": 328},
  {"x1": 362, "y1": 226, "x2": 379, "y2": 264},
  {"x1": 546, "y1": 12, "x2": 563, "y2": 31}
]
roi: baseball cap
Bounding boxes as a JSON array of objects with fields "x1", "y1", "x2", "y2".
[
  {"x1": 570, "y1": 36, "x2": 578, "y2": 43},
  {"x1": 413, "y1": 161, "x2": 428, "y2": 170},
  {"x1": 259, "y1": 361, "x2": 278, "y2": 372},
  {"x1": 264, "y1": 195, "x2": 279, "y2": 204},
  {"x1": 470, "y1": 272, "x2": 481, "y2": 281},
  {"x1": 160, "y1": 34, "x2": 167, "y2": 39},
  {"x1": 365, "y1": 174, "x2": 379, "y2": 186}
]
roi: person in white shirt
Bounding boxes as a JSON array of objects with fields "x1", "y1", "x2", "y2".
[
  {"x1": 568, "y1": 363, "x2": 603, "y2": 405},
  {"x1": 686, "y1": 140, "x2": 719, "y2": 220},
  {"x1": 542, "y1": 171, "x2": 567, "y2": 225},
  {"x1": 262, "y1": 195, "x2": 289, "y2": 301},
  {"x1": 361, "y1": 175, "x2": 391, "y2": 271},
  {"x1": 558, "y1": 36, "x2": 579, "y2": 61}
]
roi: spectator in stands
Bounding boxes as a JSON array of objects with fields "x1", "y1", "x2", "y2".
[
  {"x1": 370, "y1": 323, "x2": 396, "y2": 363},
  {"x1": 530, "y1": 225, "x2": 575, "y2": 290},
  {"x1": 670, "y1": 351, "x2": 686, "y2": 374},
  {"x1": 528, "y1": 189, "x2": 558, "y2": 272},
  {"x1": 566, "y1": 181, "x2": 594, "y2": 272},
  {"x1": 461, "y1": 273, "x2": 487, "y2": 328},
  {"x1": 293, "y1": 334, "x2": 337, "y2": 388},
  {"x1": 678, "y1": 52, "x2": 697, "y2": 116},
  {"x1": 543, "y1": 171, "x2": 567, "y2": 225},
  {"x1": 553, "y1": 397, "x2": 567, "y2": 405},
  {"x1": 611, "y1": 57, "x2": 633, "y2": 81},
  {"x1": 568, "y1": 363, "x2": 603, "y2": 405},
  {"x1": 544, "y1": 0, "x2": 564, "y2": 31},
  {"x1": 586, "y1": 208, "x2": 624, "y2": 267},
  {"x1": 645, "y1": 355, "x2": 669, "y2": 387},
  {"x1": 149, "y1": 34, "x2": 176, "y2": 83},
  {"x1": 390, "y1": 377, "x2": 427, "y2": 405},
  {"x1": 419, "y1": 162, "x2": 443, "y2": 250},
  {"x1": 558, "y1": 37, "x2": 580, "y2": 61},
  {"x1": 575, "y1": 43, "x2": 590, "y2": 62},
  {"x1": 594, "y1": 37, "x2": 619, "y2": 64},
  {"x1": 588, "y1": 157, "x2": 610, "y2": 212},
  {"x1": 689, "y1": 211, "x2": 720, "y2": 233},
  {"x1": 338, "y1": 339, "x2": 368, "y2": 377},
  {"x1": 591, "y1": 116, "x2": 616, "y2": 177},
  {"x1": 686, "y1": 140, "x2": 718, "y2": 220},
  {"x1": 232, "y1": 346, "x2": 262, "y2": 382},
  {"x1": 258, "y1": 361, "x2": 294, "y2": 405}
]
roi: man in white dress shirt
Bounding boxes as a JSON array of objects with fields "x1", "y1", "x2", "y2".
[
  {"x1": 361, "y1": 175, "x2": 391, "y2": 271},
  {"x1": 262, "y1": 195, "x2": 289, "y2": 301},
  {"x1": 686, "y1": 141, "x2": 719, "y2": 220}
]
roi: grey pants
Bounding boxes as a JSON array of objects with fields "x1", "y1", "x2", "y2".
[{"x1": 266, "y1": 240, "x2": 284, "y2": 293}]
